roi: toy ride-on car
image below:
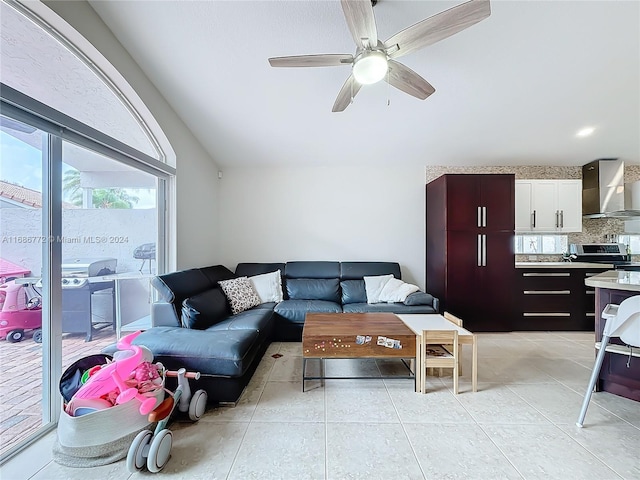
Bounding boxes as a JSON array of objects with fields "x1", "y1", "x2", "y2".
[
  {"x1": 0, "y1": 280, "x2": 43, "y2": 343},
  {"x1": 126, "y1": 368, "x2": 207, "y2": 473}
]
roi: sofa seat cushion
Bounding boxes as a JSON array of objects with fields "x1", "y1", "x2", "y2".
[
  {"x1": 206, "y1": 308, "x2": 273, "y2": 333},
  {"x1": 114, "y1": 327, "x2": 261, "y2": 378},
  {"x1": 342, "y1": 303, "x2": 437, "y2": 314},
  {"x1": 274, "y1": 299, "x2": 342, "y2": 323}
]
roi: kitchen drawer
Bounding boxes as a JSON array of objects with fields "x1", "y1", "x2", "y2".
[
  {"x1": 521, "y1": 292, "x2": 573, "y2": 312},
  {"x1": 519, "y1": 271, "x2": 573, "y2": 290},
  {"x1": 517, "y1": 313, "x2": 573, "y2": 331}
]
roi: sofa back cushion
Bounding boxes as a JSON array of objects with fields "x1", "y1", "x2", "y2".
[
  {"x1": 340, "y1": 280, "x2": 367, "y2": 304},
  {"x1": 200, "y1": 265, "x2": 237, "y2": 285},
  {"x1": 286, "y1": 278, "x2": 340, "y2": 303},
  {"x1": 181, "y1": 288, "x2": 230, "y2": 329},
  {"x1": 151, "y1": 265, "x2": 235, "y2": 324},
  {"x1": 340, "y1": 262, "x2": 401, "y2": 280},
  {"x1": 285, "y1": 261, "x2": 340, "y2": 279},
  {"x1": 235, "y1": 263, "x2": 286, "y2": 277}
]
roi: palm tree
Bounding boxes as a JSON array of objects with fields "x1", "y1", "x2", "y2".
[
  {"x1": 62, "y1": 169, "x2": 83, "y2": 206},
  {"x1": 62, "y1": 169, "x2": 139, "y2": 208}
]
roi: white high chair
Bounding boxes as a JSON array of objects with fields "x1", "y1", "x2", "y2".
[{"x1": 576, "y1": 295, "x2": 640, "y2": 427}]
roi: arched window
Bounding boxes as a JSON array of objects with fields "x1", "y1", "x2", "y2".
[{"x1": 0, "y1": 0, "x2": 175, "y2": 462}]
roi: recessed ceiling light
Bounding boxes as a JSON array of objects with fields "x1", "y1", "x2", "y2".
[{"x1": 576, "y1": 127, "x2": 595, "y2": 138}]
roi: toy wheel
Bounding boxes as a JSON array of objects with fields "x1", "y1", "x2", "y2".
[
  {"x1": 147, "y1": 428, "x2": 172, "y2": 473},
  {"x1": 189, "y1": 389, "x2": 207, "y2": 421},
  {"x1": 126, "y1": 429, "x2": 152, "y2": 473},
  {"x1": 32, "y1": 329, "x2": 42, "y2": 343},
  {"x1": 6, "y1": 330, "x2": 24, "y2": 343}
]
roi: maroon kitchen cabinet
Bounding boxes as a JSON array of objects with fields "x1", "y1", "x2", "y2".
[{"x1": 426, "y1": 174, "x2": 515, "y2": 332}]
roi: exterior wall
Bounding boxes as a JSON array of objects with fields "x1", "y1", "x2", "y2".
[{"x1": 1, "y1": 208, "x2": 156, "y2": 275}]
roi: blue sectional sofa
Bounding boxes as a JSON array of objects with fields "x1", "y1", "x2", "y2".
[{"x1": 107, "y1": 261, "x2": 438, "y2": 404}]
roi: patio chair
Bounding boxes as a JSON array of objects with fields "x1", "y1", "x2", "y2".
[
  {"x1": 421, "y1": 329, "x2": 459, "y2": 394},
  {"x1": 576, "y1": 295, "x2": 640, "y2": 427}
]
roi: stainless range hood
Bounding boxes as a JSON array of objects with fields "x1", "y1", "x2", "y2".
[{"x1": 582, "y1": 158, "x2": 640, "y2": 218}]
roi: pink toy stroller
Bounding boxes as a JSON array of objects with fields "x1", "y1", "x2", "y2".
[
  {"x1": 0, "y1": 279, "x2": 42, "y2": 343},
  {"x1": 54, "y1": 331, "x2": 207, "y2": 471}
]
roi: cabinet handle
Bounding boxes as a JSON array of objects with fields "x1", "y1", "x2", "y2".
[
  {"x1": 555, "y1": 210, "x2": 559, "y2": 228},
  {"x1": 522, "y1": 272, "x2": 570, "y2": 277},
  {"x1": 482, "y1": 234, "x2": 487, "y2": 266},
  {"x1": 482, "y1": 206, "x2": 487, "y2": 228},
  {"x1": 560, "y1": 210, "x2": 564, "y2": 228},
  {"x1": 523, "y1": 290, "x2": 571, "y2": 294},
  {"x1": 477, "y1": 207, "x2": 481, "y2": 228},
  {"x1": 523, "y1": 313, "x2": 571, "y2": 317},
  {"x1": 477, "y1": 234, "x2": 482, "y2": 267},
  {"x1": 532, "y1": 210, "x2": 536, "y2": 228}
]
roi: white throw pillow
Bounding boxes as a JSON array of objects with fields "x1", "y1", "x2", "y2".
[
  {"x1": 249, "y1": 270, "x2": 283, "y2": 303},
  {"x1": 364, "y1": 274, "x2": 394, "y2": 304},
  {"x1": 378, "y1": 277, "x2": 420, "y2": 303}
]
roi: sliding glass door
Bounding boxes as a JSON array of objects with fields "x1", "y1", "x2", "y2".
[
  {"x1": 0, "y1": 116, "x2": 50, "y2": 458},
  {"x1": 0, "y1": 100, "x2": 171, "y2": 461}
]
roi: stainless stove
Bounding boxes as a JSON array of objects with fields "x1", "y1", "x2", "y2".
[{"x1": 569, "y1": 243, "x2": 640, "y2": 269}]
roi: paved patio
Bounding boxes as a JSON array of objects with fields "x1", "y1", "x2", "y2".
[{"x1": 0, "y1": 328, "x2": 117, "y2": 457}]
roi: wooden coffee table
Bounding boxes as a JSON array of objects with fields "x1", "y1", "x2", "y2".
[{"x1": 301, "y1": 312, "x2": 416, "y2": 391}]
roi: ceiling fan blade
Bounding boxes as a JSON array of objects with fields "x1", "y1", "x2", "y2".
[
  {"x1": 384, "y1": 0, "x2": 491, "y2": 59},
  {"x1": 385, "y1": 60, "x2": 435, "y2": 100},
  {"x1": 332, "y1": 74, "x2": 362, "y2": 112},
  {"x1": 269, "y1": 54, "x2": 354, "y2": 68},
  {"x1": 341, "y1": 0, "x2": 378, "y2": 49}
]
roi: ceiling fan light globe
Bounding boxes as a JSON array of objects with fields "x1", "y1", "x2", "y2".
[{"x1": 353, "y1": 51, "x2": 388, "y2": 85}]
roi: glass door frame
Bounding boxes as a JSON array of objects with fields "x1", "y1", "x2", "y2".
[{"x1": 0, "y1": 84, "x2": 175, "y2": 462}]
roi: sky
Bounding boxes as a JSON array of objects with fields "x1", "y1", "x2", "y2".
[{"x1": 0, "y1": 130, "x2": 156, "y2": 208}]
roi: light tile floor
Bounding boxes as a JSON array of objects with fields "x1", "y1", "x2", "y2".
[{"x1": 2, "y1": 332, "x2": 639, "y2": 480}]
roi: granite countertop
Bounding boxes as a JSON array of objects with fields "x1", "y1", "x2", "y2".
[
  {"x1": 584, "y1": 270, "x2": 640, "y2": 292},
  {"x1": 515, "y1": 262, "x2": 614, "y2": 269}
]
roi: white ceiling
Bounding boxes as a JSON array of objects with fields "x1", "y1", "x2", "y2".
[{"x1": 87, "y1": 0, "x2": 640, "y2": 168}]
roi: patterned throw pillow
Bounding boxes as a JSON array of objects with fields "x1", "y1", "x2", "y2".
[{"x1": 218, "y1": 277, "x2": 261, "y2": 315}]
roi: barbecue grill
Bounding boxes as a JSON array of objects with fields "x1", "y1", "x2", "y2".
[{"x1": 61, "y1": 258, "x2": 117, "y2": 341}]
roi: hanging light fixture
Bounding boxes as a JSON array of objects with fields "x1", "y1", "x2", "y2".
[{"x1": 352, "y1": 50, "x2": 388, "y2": 85}]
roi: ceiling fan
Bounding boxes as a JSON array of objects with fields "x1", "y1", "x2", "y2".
[{"x1": 268, "y1": 0, "x2": 491, "y2": 112}]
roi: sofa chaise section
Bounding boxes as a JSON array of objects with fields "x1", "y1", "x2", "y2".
[{"x1": 103, "y1": 265, "x2": 273, "y2": 404}]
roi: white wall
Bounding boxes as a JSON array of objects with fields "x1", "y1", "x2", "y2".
[
  {"x1": 40, "y1": 0, "x2": 220, "y2": 270},
  {"x1": 218, "y1": 166, "x2": 426, "y2": 288}
]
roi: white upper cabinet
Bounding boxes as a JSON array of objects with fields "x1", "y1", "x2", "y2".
[{"x1": 515, "y1": 180, "x2": 582, "y2": 232}]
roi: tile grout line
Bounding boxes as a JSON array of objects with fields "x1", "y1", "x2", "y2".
[
  {"x1": 223, "y1": 344, "x2": 280, "y2": 480},
  {"x1": 380, "y1": 359, "x2": 427, "y2": 480},
  {"x1": 503, "y1": 383, "x2": 624, "y2": 479}
]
